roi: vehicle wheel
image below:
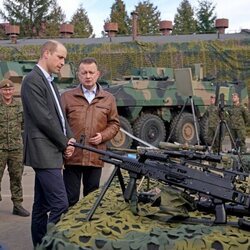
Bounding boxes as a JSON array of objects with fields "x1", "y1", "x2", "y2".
[
  {"x1": 107, "y1": 116, "x2": 133, "y2": 149},
  {"x1": 170, "y1": 112, "x2": 200, "y2": 145},
  {"x1": 199, "y1": 115, "x2": 209, "y2": 145},
  {"x1": 133, "y1": 114, "x2": 166, "y2": 147}
]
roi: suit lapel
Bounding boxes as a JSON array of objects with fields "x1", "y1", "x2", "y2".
[{"x1": 34, "y1": 66, "x2": 64, "y2": 122}]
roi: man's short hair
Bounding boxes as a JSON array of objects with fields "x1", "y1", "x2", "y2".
[
  {"x1": 78, "y1": 57, "x2": 98, "y2": 68},
  {"x1": 40, "y1": 40, "x2": 61, "y2": 57}
]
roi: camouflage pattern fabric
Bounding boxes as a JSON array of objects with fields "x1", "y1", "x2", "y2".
[
  {"x1": 1, "y1": 39, "x2": 250, "y2": 88},
  {"x1": 241, "y1": 154, "x2": 250, "y2": 172},
  {"x1": 0, "y1": 150, "x2": 24, "y2": 205},
  {"x1": 1, "y1": 39, "x2": 250, "y2": 105},
  {"x1": 38, "y1": 179, "x2": 250, "y2": 250},
  {"x1": 227, "y1": 104, "x2": 249, "y2": 153},
  {"x1": 226, "y1": 153, "x2": 250, "y2": 173},
  {"x1": 203, "y1": 105, "x2": 220, "y2": 129},
  {"x1": 0, "y1": 97, "x2": 24, "y2": 205},
  {"x1": 0, "y1": 98, "x2": 23, "y2": 150},
  {"x1": 203, "y1": 105, "x2": 221, "y2": 152}
]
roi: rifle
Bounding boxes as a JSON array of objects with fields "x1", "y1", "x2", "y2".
[{"x1": 73, "y1": 142, "x2": 250, "y2": 229}]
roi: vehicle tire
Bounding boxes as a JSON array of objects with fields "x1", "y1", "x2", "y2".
[
  {"x1": 107, "y1": 116, "x2": 133, "y2": 149},
  {"x1": 199, "y1": 115, "x2": 209, "y2": 145},
  {"x1": 133, "y1": 113, "x2": 166, "y2": 147},
  {"x1": 170, "y1": 112, "x2": 200, "y2": 145}
]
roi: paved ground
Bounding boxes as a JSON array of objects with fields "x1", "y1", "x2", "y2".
[
  {"x1": 0, "y1": 164, "x2": 114, "y2": 250},
  {"x1": 0, "y1": 137, "x2": 249, "y2": 250},
  {"x1": 0, "y1": 167, "x2": 34, "y2": 250}
]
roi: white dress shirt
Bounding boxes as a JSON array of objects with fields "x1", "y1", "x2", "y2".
[{"x1": 81, "y1": 85, "x2": 97, "y2": 104}]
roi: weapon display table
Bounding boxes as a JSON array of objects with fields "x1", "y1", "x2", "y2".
[{"x1": 39, "y1": 181, "x2": 250, "y2": 250}]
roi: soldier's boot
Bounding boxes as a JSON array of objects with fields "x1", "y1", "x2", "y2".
[{"x1": 13, "y1": 204, "x2": 30, "y2": 217}]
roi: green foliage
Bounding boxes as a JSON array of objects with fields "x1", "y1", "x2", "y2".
[
  {"x1": 44, "y1": 0, "x2": 65, "y2": 37},
  {"x1": 108, "y1": 0, "x2": 130, "y2": 35},
  {"x1": 173, "y1": 0, "x2": 197, "y2": 35},
  {"x1": 134, "y1": 0, "x2": 161, "y2": 35},
  {"x1": 0, "y1": 24, "x2": 8, "y2": 39},
  {"x1": 196, "y1": 0, "x2": 217, "y2": 34},
  {"x1": 70, "y1": 4, "x2": 93, "y2": 38},
  {"x1": 0, "y1": 0, "x2": 55, "y2": 37}
]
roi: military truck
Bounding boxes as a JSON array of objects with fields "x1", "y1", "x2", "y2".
[{"x1": 104, "y1": 64, "x2": 248, "y2": 149}]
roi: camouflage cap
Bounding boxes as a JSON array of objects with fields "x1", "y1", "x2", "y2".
[
  {"x1": 232, "y1": 92, "x2": 239, "y2": 97},
  {"x1": 0, "y1": 79, "x2": 14, "y2": 89}
]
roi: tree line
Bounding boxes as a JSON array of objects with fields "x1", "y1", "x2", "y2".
[{"x1": 0, "y1": 0, "x2": 217, "y2": 38}]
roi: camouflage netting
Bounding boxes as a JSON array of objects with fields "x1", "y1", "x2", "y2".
[
  {"x1": 38, "y1": 178, "x2": 250, "y2": 250},
  {"x1": 0, "y1": 39, "x2": 250, "y2": 83}
]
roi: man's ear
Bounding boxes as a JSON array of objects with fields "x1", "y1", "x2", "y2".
[{"x1": 44, "y1": 49, "x2": 50, "y2": 59}]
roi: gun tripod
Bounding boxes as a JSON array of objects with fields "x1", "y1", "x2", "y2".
[
  {"x1": 84, "y1": 163, "x2": 141, "y2": 221},
  {"x1": 211, "y1": 118, "x2": 234, "y2": 154},
  {"x1": 211, "y1": 94, "x2": 246, "y2": 171},
  {"x1": 211, "y1": 92, "x2": 237, "y2": 154},
  {"x1": 84, "y1": 166, "x2": 126, "y2": 221}
]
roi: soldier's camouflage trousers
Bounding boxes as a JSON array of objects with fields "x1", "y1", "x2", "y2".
[
  {"x1": 230, "y1": 128, "x2": 246, "y2": 153},
  {"x1": 0, "y1": 149, "x2": 24, "y2": 205},
  {"x1": 208, "y1": 127, "x2": 222, "y2": 153}
]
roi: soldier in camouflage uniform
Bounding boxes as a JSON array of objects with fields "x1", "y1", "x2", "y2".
[
  {"x1": 203, "y1": 95, "x2": 221, "y2": 153},
  {"x1": 0, "y1": 79, "x2": 30, "y2": 217},
  {"x1": 228, "y1": 92, "x2": 249, "y2": 153}
]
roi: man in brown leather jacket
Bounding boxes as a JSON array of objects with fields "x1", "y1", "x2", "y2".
[{"x1": 61, "y1": 57, "x2": 120, "y2": 207}]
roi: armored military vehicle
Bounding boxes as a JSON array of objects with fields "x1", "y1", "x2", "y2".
[{"x1": 104, "y1": 64, "x2": 248, "y2": 148}]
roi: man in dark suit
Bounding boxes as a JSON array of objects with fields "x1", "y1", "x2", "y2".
[{"x1": 21, "y1": 40, "x2": 75, "y2": 247}]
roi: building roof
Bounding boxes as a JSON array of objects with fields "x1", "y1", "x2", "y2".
[{"x1": 0, "y1": 31, "x2": 249, "y2": 47}]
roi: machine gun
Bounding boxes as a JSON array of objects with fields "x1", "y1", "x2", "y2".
[{"x1": 73, "y1": 142, "x2": 250, "y2": 229}]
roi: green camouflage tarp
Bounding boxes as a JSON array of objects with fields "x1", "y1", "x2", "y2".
[{"x1": 38, "y1": 177, "x2": 250, "y2": 250}]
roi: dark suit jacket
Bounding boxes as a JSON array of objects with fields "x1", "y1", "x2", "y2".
[{"x1": 21, "y1": 65, "x2": 73, "y2": 169}]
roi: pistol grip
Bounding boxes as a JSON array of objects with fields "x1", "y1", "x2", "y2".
[{"x1": 214, "y1": 203, "x2": 227, "y2": 224}]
